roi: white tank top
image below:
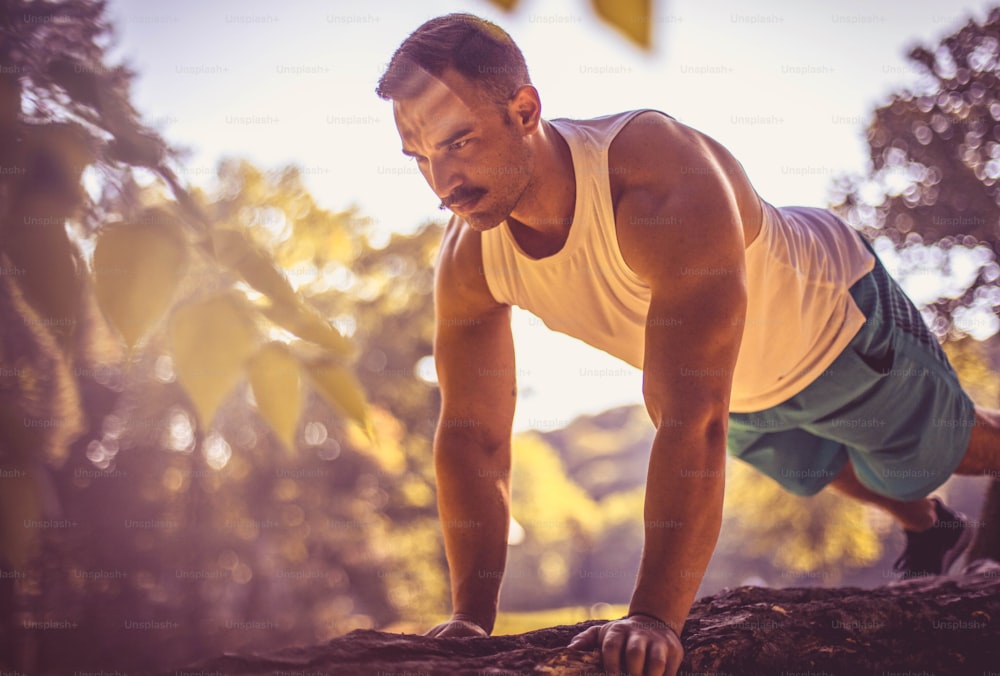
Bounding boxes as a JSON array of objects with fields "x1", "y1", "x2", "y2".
[{"x1": 479, "y1": 110, "x2": 875, "y2": 412}]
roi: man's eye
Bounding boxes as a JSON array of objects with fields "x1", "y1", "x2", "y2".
[{"x1": 449, "y1": 139, "x2": 470, "y2": 151}]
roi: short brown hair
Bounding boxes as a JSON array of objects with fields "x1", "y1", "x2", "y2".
[{"x1": 376, "y1": 13, "x2": 531, "y2": 106}]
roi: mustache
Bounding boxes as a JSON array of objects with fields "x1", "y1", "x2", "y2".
[{"x1": 439, "y1": 186, "x2": 486, "y2": 210}]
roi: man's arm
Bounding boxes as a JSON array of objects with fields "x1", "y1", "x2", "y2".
[
  {"x1": 570, "y1": 113, "x2": 749, "y2": 675},
  {"x1": 426, "y1": 216, "x2": 516, "y2": 636}
]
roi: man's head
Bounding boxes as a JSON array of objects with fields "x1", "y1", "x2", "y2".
[
  {"x1": 377, "y1": 14, "x2": 541, "y2": 231},
  {"x1": 376, "y1": 13, "x2": 530, "y2": 111}
]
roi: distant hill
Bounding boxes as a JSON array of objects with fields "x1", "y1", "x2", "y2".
[{"x1": 536, "y1": 404, "x2": 653, "y2": 500}]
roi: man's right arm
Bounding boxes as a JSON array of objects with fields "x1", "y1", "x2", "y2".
[{"x1": 425, "y1": 217, "x2": 516, "y2": 637}]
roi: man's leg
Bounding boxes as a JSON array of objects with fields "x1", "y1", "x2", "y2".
[
  {"x1": 829, "y1": 456, "x2": 976, "y2": 578},
  {"x1": 828, "y1": 462, "x2": 935, "y2": 532},
  {"x1": 953, "y1": 405, "x2": 1000, "y2": 476},
  {"x1": 826, "y1": 404, "x2": 1000, "y2": 530}
]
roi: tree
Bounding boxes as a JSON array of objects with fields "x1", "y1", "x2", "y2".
[
  {"x1": 0, "y1": 0, "x2": 367, "y2": 566},
  {"x1": 833, "y1": 8, "x2": 1000, "y2": 340},
  {"x1": 0, "y1": 0, "x2": 454, "y2": 671},
  {"x1": 832, "y1": 7, "x2": 1000, "y2": 561}
]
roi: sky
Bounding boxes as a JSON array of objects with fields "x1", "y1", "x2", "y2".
[{"x1": 107, "y1": 0, "x2": 998, "y2": 432}]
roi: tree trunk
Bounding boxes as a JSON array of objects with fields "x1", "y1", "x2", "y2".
[
  {"x1": 168, "y1": 560, "x2": 1000, "y2": 676},
  {"x1": 969, "y1": 480, "x2": 1000, "y2": 562},
  {"x1": 969, "y1": 335, "x2": 1000, "y2": 563}
]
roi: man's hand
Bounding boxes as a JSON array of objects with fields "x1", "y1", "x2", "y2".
[
  {"x1": 567, "y1": 613, "x2": 683, "y2": 676},
  {"x1": 424, "y1": 614, "x2": 489, "y2": 638}
]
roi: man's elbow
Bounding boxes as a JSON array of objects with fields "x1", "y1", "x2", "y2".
[
  {"x1": 644, "y1": 383, "x2": 728, "y2": 430},
  {"x1": 433, "y1": 421, "x2": 511, "y2": 461},
  {"x1": 647, "y1": 397, "x2": 730, "y2": 457}
]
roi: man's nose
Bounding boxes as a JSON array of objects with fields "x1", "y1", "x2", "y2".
[{"x1": 427, "y1": 159, "x2": 460, "y2": 200}]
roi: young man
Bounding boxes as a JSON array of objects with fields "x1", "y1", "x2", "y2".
[{"x1": 376, "y1": 13, "x2": 1000, "y2": 676}]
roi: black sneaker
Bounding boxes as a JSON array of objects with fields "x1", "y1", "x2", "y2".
[{"x1": 892, "y1": 498, "x2": 975, "y2": 578}]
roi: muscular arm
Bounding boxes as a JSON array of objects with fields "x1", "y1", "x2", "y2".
[
  {"x1": 430, "y1": 216, "x2": 516, "y2": 634},
  {"x1": 618, "y1": 114, "x2": 749, "y2": 632},
  {"x1": 570, "y1": 112, "x2": 750, "y2": 674}
]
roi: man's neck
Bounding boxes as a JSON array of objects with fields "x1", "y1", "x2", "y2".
[{"x1": 506, "y1": 119, "x2": 576, "y2": 257}]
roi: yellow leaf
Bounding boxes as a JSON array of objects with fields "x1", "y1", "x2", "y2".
[
  {"x1": 212, "y1": 227, "x2": 353, "y2": 358},
  {"x1": 248, "y1": 342, "x2": 303, "y2": 453},
  {"x1": 93, "y1": 215, "x2": 187, "y2": 348},
  {"x1": 306, "y1": 362, "x2": 372, "y2": 435},
  {"x1": 484, "y1": 0, "x2": 520, "y2": 10},
  {"x1": 0, "y1": 465, "x2": 41, "y2": 569},
  {"x1": 211, "y1": 228, "x2": 297, "y2": 305},
  {"x1": 260, "y1": 301, "x2": 354, "y2": 358},
  {"x1": 590, "y1": 0, "x2": 652, "y2": 48},
  {"x1": 168, "y1": 293, "x2": 258, "y2": 427}
]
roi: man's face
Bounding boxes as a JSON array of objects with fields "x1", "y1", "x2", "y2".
[{"x1": 393, "y1": 70, "x2": 534, "y2": 232}]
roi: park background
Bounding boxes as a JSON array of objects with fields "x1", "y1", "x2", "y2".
[{"x1": 2, "y1": 0, "x2": 1000, "y2": 672}]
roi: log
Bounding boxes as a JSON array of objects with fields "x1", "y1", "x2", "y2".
[{"x1": 168, "y1": 560, "x2": 1000, "y2": 676}]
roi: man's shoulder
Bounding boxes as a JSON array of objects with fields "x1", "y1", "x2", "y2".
[
  {"x1": 436, "y1": 215, "x2": 501, "y2": 313},
  {"x1": 609, "y1": 110, "x2": 700, "y2": 168},
  {"x1": 608, "y1": 110, "x2": 753, "y2": 204},
  {"x1": 606, "y1": 111, "x2": 706, "y2": 207},
  {"x1": 550, "y1": 109, "x2": 672, "y2": 155},
  {"x1": 549, "y1": 108, "x2": 673, "y2": 129},
  {"x1": 438, "y1": 214, "x2": 479, "y2": 276}
]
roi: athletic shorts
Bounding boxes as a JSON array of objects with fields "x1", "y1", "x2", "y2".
[{"x1": 726, "y1": 235, "x2": 976, "y2": 502}]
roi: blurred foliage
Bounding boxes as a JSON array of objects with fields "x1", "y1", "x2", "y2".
[
  {"x1": 505, "y1": 433, "x2": 600, "y2": 609},
  {"x1": 484, "y1": 0, "x2": 652, "y2": 47},
  {"x1": 832, "y1": 7, "x2": 1000, "y2": 341},
  {"x1": 0, "y1": 0, "x2": 367, "y2": 569},
  {"x1": 0, "y1": 0, "x2": 450, "y2": 671},
  {"x1": 943, "y1": 337, "x2": 1000, "y2": 405},
  {"x1": 493, "y1": 603, "x2": 628, "y2": 636},
  {"x1": 722, "y1": 462, "x2": 884, "y2": 576},
  {"x1": 526, "y1": 406, "x2": 888, "y2": 594}
]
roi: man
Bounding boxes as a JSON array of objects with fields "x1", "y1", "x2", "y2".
[{"x1": 376, "y1": 13, "x2": 1000, "y2": 676}]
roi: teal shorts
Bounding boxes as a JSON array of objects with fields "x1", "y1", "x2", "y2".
[{"x1": 727, "y1": 236, "x2": 976, "y2": 502}]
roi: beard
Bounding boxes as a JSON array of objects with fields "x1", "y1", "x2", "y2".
[{"x1": 444, "y1": 145, "x2": 534, "y2": 232}]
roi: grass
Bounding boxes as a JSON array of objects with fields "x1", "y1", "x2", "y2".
[{"x1": 492, "y1": 604, "x2": 629, "y2": 636}]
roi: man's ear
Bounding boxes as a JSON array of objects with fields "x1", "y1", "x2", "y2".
[{"x1": 508, "y1": 85, "x2": 541, "y2": 134}]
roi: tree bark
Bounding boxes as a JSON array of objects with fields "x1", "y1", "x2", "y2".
[
  {"x1": 168, "y1": 560, "x2": 1000, "y2": 676},
  {"x1": 970, "y1": 335, "x2": 1000, "y2": 564},
  {"x1": 969, "y1": 481, "x2": 1000, "y2": 563}
]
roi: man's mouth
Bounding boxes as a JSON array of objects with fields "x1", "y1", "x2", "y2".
[{"x1": 441, "y1": 189, "x2": 486, "y2": 213}]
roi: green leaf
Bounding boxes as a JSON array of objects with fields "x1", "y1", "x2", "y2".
[
  {"x1": 0, "y1": 465, "x2": 41, "y2": 569},
  {"x1": 168, "y1": 293, "x2": 259, "y2": 428},
  {"x1": 93, "y1": 213, "x2": 188, "y2": 348},
  {"x1": 306, "y1": 361, "x2": 372, "y2": 436},
  {"x1": 591, "y1": 0, "x2": 652, "y2": 48},
  {"x1": 248, "y1": 342, "x2": 303, "y2": 453}
]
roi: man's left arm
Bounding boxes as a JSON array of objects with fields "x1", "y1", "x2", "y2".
[{"x1": 569, "y1": 114, "x2": 749, "y2": 675}]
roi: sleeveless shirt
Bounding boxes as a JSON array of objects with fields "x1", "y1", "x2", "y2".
[{"x1": 478, "y1": 109, "x2": 875, "y2": 412}]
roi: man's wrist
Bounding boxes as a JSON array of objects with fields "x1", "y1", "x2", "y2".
[
  {"x1": 452, "y1": 612, "x2": 492, "y2": 633},
  {"x1": 626, "y1": 611, "x2": 683, "y2": 643}
]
